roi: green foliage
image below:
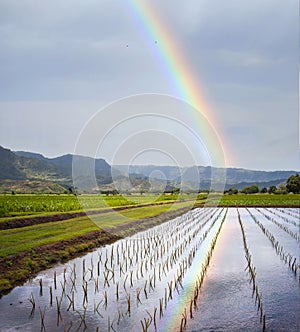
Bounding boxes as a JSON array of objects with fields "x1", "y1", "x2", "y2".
[
  {"x1": 228, "y1": 187, "x2": 238, "y2": 195},
  {"x1": 286, "y1": 173, "x2": 300, "y2": 194},
  {"x1": 274, "y1": 185, "x2": 287, "y2": 195},
  {"x1": 217, "y1": 194, "x2": 300, "y2": 206},
  {"x1": 0, "y1": 194, "x2": 82, "y2": 217},
  {"x1": 0, "y1": 201, "x2": 191, "y2": 258},
  {"x1": 268, "y1": 186, "x2": 277, "y2": 194},
  {"x1": 0, "y1": 193, "x2": 190, "y2": 218},
  {"x1": 5, "y1": 260, "x2": 13, "y2": 267},
  {"x1": 260, "y1": 187, "x2": 268, "y2": 193},
  {"x1": 274, "y1": 189, "x2": 287, "y2": 194},
  {"x1": 0, "y1": 194, "x2": 130, "y2": 217},
  {"x1": 0, "y1": 279, "x2": 11, "y2": 293},
  {"x1": 0, "y1": 216, "x2": 97, "y2": 258},
  {"x1": 240, "y1": 185, "x2": 259, "y2": 194}
]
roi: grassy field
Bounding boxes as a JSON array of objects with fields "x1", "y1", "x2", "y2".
[
  {"x1": 0, "y1": 192, "x2": 299, "y2": 219},
  {"x1": 0, "y1": 193, "x2": 185, "y2": 218},
  {"x1": 215, "y1": 193, "x2": 300, "y2": 206},
  {"x1": 0, "y1": 201, "x2": 191, "y2": 258},
  {"x1": 0, "y1": 192, "x2": 299, "y2": 294},
  {"x1": 1, "y1": 192, "x2": 298, "y2": 259}
]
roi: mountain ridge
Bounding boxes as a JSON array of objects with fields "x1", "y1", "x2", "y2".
[
  {"x1": 113, "y1": 164, "x2": 296, "y2": 185},
  {"x1": 0, "y1": 146, "x2": 297, "y2": 193}
]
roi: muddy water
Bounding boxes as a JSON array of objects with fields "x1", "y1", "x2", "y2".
[{"x1": 0, "y1": 208, "x2": 298, "y2": 332}]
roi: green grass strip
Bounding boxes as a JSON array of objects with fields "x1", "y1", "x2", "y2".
[{"x1": 0, "y1": 201, "x2": 191, "y2": 258}]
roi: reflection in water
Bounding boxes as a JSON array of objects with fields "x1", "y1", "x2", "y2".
[
  {"x1": 186, "y1": 208, "x2": 262, "y2": 332},
  {"x1": 187, "y1": 208, "x2": 299, "y2": 332},
  {"x1": 239, "y1": 208, "x2": 299, "y2": 332},
  {"x1": 0, "y1": 208, "x2": 298, "y2": 332}
]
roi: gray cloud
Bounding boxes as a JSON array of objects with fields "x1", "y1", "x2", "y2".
[{"x1": 0, "y1": 0, "x2": 298, "y2": 170}]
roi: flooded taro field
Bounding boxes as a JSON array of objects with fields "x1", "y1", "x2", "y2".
[{"x1": 0, "y1": 207, "x2": 299, "y2": 332}]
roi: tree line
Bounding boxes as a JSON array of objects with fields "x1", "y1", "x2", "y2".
[{"x1": 224, "y1": 174, "x2": 300, "y2": 195}]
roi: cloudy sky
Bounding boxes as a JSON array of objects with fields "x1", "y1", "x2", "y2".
[{"x1": 0, "y1": 0, "x2": 298, "y2": 171}]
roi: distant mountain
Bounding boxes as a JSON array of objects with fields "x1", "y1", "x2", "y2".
[
  {"x1": 114, "y1": 165, "x2": 181, "y2": 181},
  {"x1": 224, "y1": 167, "x2": 296, "y2": 184},
  {"x1": 224, "y1": 179, "x2": 289, "y2": 191},
  {"x1": 114, "y1": 164, "x2": 297, "y2": 191},
  {"x1": 14, "y1": 151, "x2": 48, "y2": 162},
  {"x1": 0, "y1": 179, "x2": 67, "y2": 194},
  {"x1": 0, "y1": 146, "x2": 297, "y2": 193},
  {"x1": 0, "y1": 146, "x2": 113, "y2": 192},
  {"x1": 15, "y1": 151, "x2": 112, "y2": 180},
  {"x1": 1, "y1": 146, "x2": 62, "y2": 181},
  {"x1": 15, "y1": 149, "x2": 112, "y2": 187},
  {"x1": 0, "y1": 146, "x2": 25, "y2": 180}
]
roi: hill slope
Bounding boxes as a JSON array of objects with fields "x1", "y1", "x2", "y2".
[
  {"x1": 0, "y1": 147, "x2": 113, "y2": 192},
  {"x1": 15, "y1": 149, "x2": 112, "y2": 185},
  {"x1": 0, "y1": 146, "x2": 297, "y2": 193},
  {"x1": 114, "y1": 165, "x2": 297, "y2": 191},
  {"x1": 1, "y1": 146, "x2": 63, "y2": 181}
]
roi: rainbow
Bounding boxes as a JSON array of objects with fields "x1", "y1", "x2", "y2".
[
  {"x1": 127, "y1": 1, "x2": 231, "y2": 330},
  {"x1": 128, "y1": 0, "x2": 231, "y2": 167}
]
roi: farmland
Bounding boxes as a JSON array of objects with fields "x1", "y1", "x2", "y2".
[
  {"x1": 0, "y1": 207, "x2": 298, "y2": 331},
  {"x1": 0, "y1": 193, "x2": 299, "y2": 331},
  {"x1": 0, "y1": 193, "x2": 185, "y2": 218},
  {"x1": 1, "y1": 193, "x2": 299, "y2": 219},
  {"x1": 215, "y1": 193, "x2": 300, "y2": 206},
  {"x1": 0, "y1": 193, "x2": 197, "y2": 294},
  {"x1": 0, "y1": 202, "x2": 193, "y2": 258}
]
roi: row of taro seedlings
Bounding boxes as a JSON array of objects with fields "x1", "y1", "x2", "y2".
[
  {"x1": 27, "y1": 207, "x2": 227, "y2": 332},
  {"x1": 246, "y1": 208, "x2": 299, "y2": 276},
  {"x1": 255, "y1": 208, "x2": 300, "y2": 243},
  {"x1": 139, "y1": 207, "x2": 227, "y2": 332},
  {"x1": 283, "y1": 207, "x2": 300, "y2": 219},
  {"x1": 178, "y1": 208, "x2": 228, "y2": 332},
  {"x1": 237, "y1": 209, "x2": 267, "y2": 332},
  {"x1": 264, "y1": 208, "x2": 299, "y2": 229}
]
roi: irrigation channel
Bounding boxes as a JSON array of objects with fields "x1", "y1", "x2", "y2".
[{"x1": 0, "y1": 208, "x2": 299, "y2": 331}]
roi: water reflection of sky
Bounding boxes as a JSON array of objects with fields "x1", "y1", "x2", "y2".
[
  {"x1": 0, "y1": 208, "x2": 298, "y2": 332},
  {"x1": 186, "y1": 208, "x2": 262, "y2": 332}
]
